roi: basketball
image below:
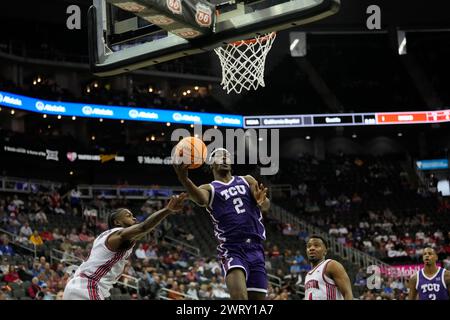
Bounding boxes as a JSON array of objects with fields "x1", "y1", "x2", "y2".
[{"x1": 174, "y1": 136, "x2": 207, "y2": 169}]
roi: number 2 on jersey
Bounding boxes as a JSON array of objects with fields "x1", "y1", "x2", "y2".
[{"x1": 233, "y1": 197, "x2": 246, "y2": 214}]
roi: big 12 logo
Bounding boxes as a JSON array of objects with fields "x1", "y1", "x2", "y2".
[
  {"x1": 167, "y1": 0, "x2": 182, "y2": 15},
  {"x1": 195, "y1": 3, "x2": 212, "y2": 27}
]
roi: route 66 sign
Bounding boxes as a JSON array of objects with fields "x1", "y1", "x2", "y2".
[
  {"x1": 167, "y1": 0, "x2": 182, "y2": 15},
  {"x1": 195, "y1": 3, "x2": 212, "y2": 27}
]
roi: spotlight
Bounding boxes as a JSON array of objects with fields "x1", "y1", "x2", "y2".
[
  {"x1": 10, "y1": 109, "x2": 15, "y2": 115},
  {"x1": 151, "y1": 135, "x2": 156, "y2": 141},
  {"x1": 99, "y1": 118, "x2": 103, "y2": 122},
  {"x1": 352, "y1": 134, "x2": 357, "y2": 138},
  {"x1": 305, "y1": 136, "x2": 311, "y2": 140},
  {"x1": 91, "y1": 136, "x2": 96, "y2": 140},
  {"x1": 120, "y1": 120, "x2": 125, "y2": 124},
  {"x1": 72, "y1": 116, "x2": 76, "y2": 120},
  {"x1": 57, "y1": 115, "x2": 62, "y2": 119},
  {"x1": 166, "y1": 122, "x2": 171, "y2": 127},
  {"x1": 43, "y1": 114, "x2": 47, "y2": 119},
  {"x1": 194, "y1": 86, "x2": 199, "y2": 91}
]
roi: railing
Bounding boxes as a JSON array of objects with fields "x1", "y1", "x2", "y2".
[
  {"x1": 269, "y1": 204, "x2": 391, "y2": 271},
  {"x1": 116, "y1": 274, "x2": 141, "y2": 294},
  {"x1": 0, "y1": 228, "x2": 37, "y2": 258},
  {"x1": 77, "y1": 184, "x2": 185, "y2": 200},
  {"x1": 0, "y1": 176, "x2": 62, "y2": 194},
  {"x1": 267, "y1": 273, "x2": 282, "y2": 288},
  {"x1": 163, "y1": 235, "x2": 201, "y2": 257},
  {"x1": 50, "y1": 248, "x2": 84, "y2": 266},
  {"x1": 269, "y1": 184, "x2": 293, "y2": 200},
  {"x1": 158, "y1": 287, "x2": 199, "y2": 300}
]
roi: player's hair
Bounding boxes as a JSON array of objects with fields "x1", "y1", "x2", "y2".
[
  {"x1": 308, "y1": 235, "x2": 328, "y2": 249},
  {"x1": 107, "y1": 208, "x2": 127, "y2": 229},
  {"x1": 423, "y1": 247, "x2": 437, "y2": 255}
]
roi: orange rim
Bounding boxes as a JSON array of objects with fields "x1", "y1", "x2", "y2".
[{"x1": 229, "y1": 32, "x2": 276, "y2": 47}]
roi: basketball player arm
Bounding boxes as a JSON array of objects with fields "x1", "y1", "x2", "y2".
[
  {"x1": 107, "y1": 194, "x2": 187, "y2": 249},
  {"x1": 408, "y1": 273, "x2": 418, "y2": 300},
  {"x1": 327, "y1": 260, "x2": 353, "y2": 300},
  {"x1": 174, "y1": 164, "x2": 210, "y2": 206},
  {"x1": 244, "y1": 175, "x2": 270, "y2": 212}
]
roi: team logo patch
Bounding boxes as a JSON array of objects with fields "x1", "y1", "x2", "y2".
[
  {"x1": 143, "y1": 15, "x2": 175, "y2": 26},
  {"x1": 195, "y1": 3, "x2": 212, "y2": 27},
  {"x1": 172, "y1": 28, "x2": 201, "y2": 39},
  {"x1": 167, "y1": 0, "x2": 182, "y2": 15}
]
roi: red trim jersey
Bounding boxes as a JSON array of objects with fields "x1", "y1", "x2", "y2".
[
  {"x1": 63, "y1": 228, "x2": 134, "y2": 300},
  {"x1": 304, "y1": 259, "x2": 343, "y2": 300}
]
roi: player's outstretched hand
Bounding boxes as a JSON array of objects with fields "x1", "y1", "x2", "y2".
[
  {"x1": 173, "y1": 163, "x2": 190, "y2": 180},
  {"x1": 253, "y1": 182, "x2": 268, "y2": 206},
  {"x1": 166, "y1": 193, "x2": 188, "y2": 213}
]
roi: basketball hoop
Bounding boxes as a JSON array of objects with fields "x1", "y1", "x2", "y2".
[{"x1": 214, "y1": 32, "x2": 276, "y2": 94}]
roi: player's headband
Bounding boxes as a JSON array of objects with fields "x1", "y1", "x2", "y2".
[{"x1": 208, "y1": 148, "x2": 231, "y2": 163}]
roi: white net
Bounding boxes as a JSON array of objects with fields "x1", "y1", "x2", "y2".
[{"x1": 214, "y1": 32, "x2": 276, "y2": 94}]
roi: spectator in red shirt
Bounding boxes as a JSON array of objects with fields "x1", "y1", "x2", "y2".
[
  {"x1": 3, "y1": 266, "x2": 21, "y2": 284},
  {"x1": 27, "y1": 277, "x2": 41, "y2": 299},
  {"x1": 40, "y1": 229, "x2": 54, "y2": 242},
  {"x1": 270, "y1": 245, "x2": 281, "y2": 258},
  {"x1": 79, "y1": 230, "x2": 94, "y2": 242},
  {"x1": 50, "y1": 191, "x2": 61, "y2": 208}
]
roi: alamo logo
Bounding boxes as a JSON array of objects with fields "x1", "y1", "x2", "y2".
[
  {"x1": 195, "y1": 3, "x2": 212, "y2": 27},
  {"x1": 167, "y1": 0, "x2": 182, "y2": 15},
  {"x1": 172, "y1": 28, "x2": 201, "y2": 39},
  {"x1": 144, "y1": 15, "x2": 175, "y2": 26}
]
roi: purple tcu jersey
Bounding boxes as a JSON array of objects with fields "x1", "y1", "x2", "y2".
[
  {"x1": 207, "y1": 176, "x2": 266, "y2": 244},
  {"x1": 416, "y1": 267, "x2": 449, "y2": 300}
]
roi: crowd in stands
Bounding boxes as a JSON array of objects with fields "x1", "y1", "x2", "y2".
[
  {"x1": 0, "y1": 75, "x2": 225, "y2": 114},
  {"x1": 0, "y1": 188, "x2": 306, "y2": 300},
  {"x1": 270, "y1": 154, "x2": 450, "y2": 262},
  {"x1": 267, "y1": 153, "x2": 450, "y2": 299}
]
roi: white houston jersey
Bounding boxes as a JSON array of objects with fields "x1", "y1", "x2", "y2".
[
  {"x1": 71, "y1": 227, "x2": 134, "y2": 299},
  {"x1": 304, "y1": 259, "x2": 343, "y2": 300}
]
